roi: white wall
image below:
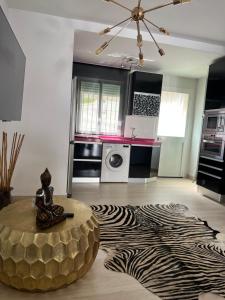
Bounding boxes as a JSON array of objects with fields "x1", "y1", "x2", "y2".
[
  {"x1": 0, "y1": 0, "x2": 8, "y2": 16},
  {"x1": 162, "y1": 75, "x2": 198, "y2": 177},
  {"x1": 0, "y1": 9, "x2": 74, "y2": 196},
  {"x1": 188, "y1": 77, "x2": 207, "y2": 178}
]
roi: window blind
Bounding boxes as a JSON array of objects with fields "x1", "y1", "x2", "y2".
[{"x1": 77, "y1": 81, "x2": 121, "y2": 135}]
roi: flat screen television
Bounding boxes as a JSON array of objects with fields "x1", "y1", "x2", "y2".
[
  {"x1": 205, "y1": 56, "x2": 225, "y2": 110},
  {"x1": 0, "y1": 6, "x2": 26, "y2": 121}
]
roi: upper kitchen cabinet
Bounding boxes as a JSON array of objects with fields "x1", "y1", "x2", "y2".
[
  {"x1": 129, "y1": 71, "x2": 163, "y2": 116},
  {"x1": 205, "y1": 56, "x2": 225, "y2": 110}
]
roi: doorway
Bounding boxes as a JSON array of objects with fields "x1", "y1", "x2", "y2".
[{"x1": 158, "y1": 91, "x2": 189, "y2": 177}]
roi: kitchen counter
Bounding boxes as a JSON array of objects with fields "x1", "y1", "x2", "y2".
[
  {"x1": 72, "y1": 134, "x2": 161, "y2": 183},
  {"x1": 75, "y1": 134, "x2": 161, "y2": 146}
]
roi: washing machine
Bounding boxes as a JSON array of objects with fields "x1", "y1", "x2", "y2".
[{"x1": 101, "y1": 143, "x2": 131, "y2": 183}]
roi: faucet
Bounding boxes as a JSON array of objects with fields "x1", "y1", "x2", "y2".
[{"x1": 131, "y1": 127, "x2": 136, "y2": 139}]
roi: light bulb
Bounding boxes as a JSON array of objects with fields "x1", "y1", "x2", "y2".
[
  {"x1": 159, "y1": 27, "x2": 170, "y2": 35},
  {"x1": 95, "y1": 42, "x2": 109, "y2": 55},
  {"x1": 139, "y1": 53, "x2": 144, "y2": 66},
  {"x1": 173, "y1": 0, "x2": 191, "y2": 4},
  {"x1": 99, "y1": 27, "x2": 111, "y2": 36},
  {"x1": 159, "y1": 48, "x2": 165, "y2": 56}
]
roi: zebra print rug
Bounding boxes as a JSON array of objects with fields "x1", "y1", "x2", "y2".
[{"x1": 91, "y1": 204, "x2": 225, "y2": 300}]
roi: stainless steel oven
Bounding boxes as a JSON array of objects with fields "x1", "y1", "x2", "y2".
[
  {"x1": 203, "y1": 109, "x2": 225, "y2": 135},
  {"x1": 200, "y1": 135, "x2": 225, "y2": 161}
]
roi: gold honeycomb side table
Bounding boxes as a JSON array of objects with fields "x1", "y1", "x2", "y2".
[{"x1": 0, "y1": 197, "x2": 99, "y2": 291}]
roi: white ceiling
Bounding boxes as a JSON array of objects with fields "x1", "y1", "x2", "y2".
[
  {"x1": 75, "y1": 31, "x2": 220, "y2": 78},
  {"x1": 7, "y1": 0, "x2": 225, "y2": 44},
  {"x1": 7, "y1": 0, "x2": 225, "y2": 78}
]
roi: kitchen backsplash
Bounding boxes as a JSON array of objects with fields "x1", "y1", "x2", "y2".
[
  {"x1": 133, "y1": 92, "x2": 161, "y2": 117},
  {"x1": 124, "y1": 115, "x2": 159, "y2": 140}
]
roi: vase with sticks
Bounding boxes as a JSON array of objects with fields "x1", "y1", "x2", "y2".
[{"x1": 0, "y1": 132, "x2": 25, "y2": 210}]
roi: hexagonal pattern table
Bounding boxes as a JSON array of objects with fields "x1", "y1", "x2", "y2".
[{"x1": 0, "y1": 197, "x2": 99, "y2": 291}]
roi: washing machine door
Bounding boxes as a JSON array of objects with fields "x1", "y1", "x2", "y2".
[{"x1": 105, "y1": 150, "x2": 126, "y2": 171}]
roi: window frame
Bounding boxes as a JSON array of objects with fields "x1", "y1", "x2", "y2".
[{"x1": 75, "y1": 77, "x2": 125, "y2": 135}]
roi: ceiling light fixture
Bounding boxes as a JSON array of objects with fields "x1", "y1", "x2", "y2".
[{"x1": 96, "y1": 0, "x2": 191, "y2": 66}]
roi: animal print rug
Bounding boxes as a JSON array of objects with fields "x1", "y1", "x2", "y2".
[{"x1": 91, "y1": 204, "x2": 225, "y2": 300}]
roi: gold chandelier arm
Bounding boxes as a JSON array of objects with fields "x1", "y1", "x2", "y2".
[
  {"x1": 136, "y1": 20, "x2": 141, "y2": 37},
  {"x1": 142, "y1": 19, "x2": 165, "y2": 56},
  {"x1": 144, "y1": 1, "x2": 174, "y2": 13},
  {"x1": 104, "y1": 0, "x2": 132, "y2": 12},
  {"x1": 144, "y1": 0, "x2": 191, "y2": 13},
  {"x1": 96, "y1": 19, "x2": 132, "y2": 55},
  {"x1": 99, "y1": 17, "x2": 132, "y2": 35},
  {"x1": 136, "y1": 20, "x2": 143, "y2": 48},
  {"x1": 108, "y1": 19, "x2": 132, "y2": 43},
  {"x1": 110, "y1": 17, "x2": 132, "y2": 31},
  {"x1": 144, "y1": 18, "x2": 170, "y2": 35}
]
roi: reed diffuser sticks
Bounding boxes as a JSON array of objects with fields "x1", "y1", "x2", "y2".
[{"x1": 0, "y1": 132, "x2": 25, "y2": 192}]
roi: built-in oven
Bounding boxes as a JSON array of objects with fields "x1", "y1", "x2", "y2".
[
  {"x1": 203, "y1": 109, "x2": 225, "y2": 135},
  {"x1": 200, "y1": 135, "x2": 225, "y2": 161}
]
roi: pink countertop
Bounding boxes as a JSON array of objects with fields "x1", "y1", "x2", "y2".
[{"x1": 75, "y1": 134, "x2": 161, "y2": 146}]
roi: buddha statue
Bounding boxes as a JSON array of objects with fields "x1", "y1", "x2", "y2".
[{"x1": 35, "y1": 168, "x2": 73, "y2": 229}]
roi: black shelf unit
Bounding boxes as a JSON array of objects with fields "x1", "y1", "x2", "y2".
[
  {"x1": 197, "y1": 156, "x2": 225, "y2": 195},
  {"x1": 73, "y1": 142, "x2": 103, "y2": 178},
  {"x1": 73, "y1": 161, "x2": 102, "y2": 178},
  {"x1": 74, "y1": 143, "x2": 102, "y2": 160}
]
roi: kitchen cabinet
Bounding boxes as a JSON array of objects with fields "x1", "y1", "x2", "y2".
[
  {"x1": 74, "y1": 143, "x2": 102, "y2": 160},
  {"x1": 197, "y1": 156, "x2": 225, "y2": 195},
  {"x1": 196, "y1": 57, "x2": 225, "y2": 201},
  {"x1": 205, "y1": 57, "x2": 225, "y2": 110},
  {"x1": 73, "y1": 161, "x2": 102, "y2": 178},
  {"x1": 73, "y1": 139, "x2": 161, "y2": 182},
  {"x1": 150, "y1": 146, "x2": 161, "y2": 178},
  {"x1": 129, "y1": 71, "x2": 163, "y2": 116},
  {"x1": 73, "y1": 142, "x2": 102, "y2": 180},
  {"x1": 131, "y1": 71, "x2": 163, "y2": 94},
  {"x1": 129, "y1": 145, "x2": 161, "y2": 179}
]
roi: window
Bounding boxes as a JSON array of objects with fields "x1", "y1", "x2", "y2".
[
  {"x1": 158, "y1": 91, "x2": 189, "y2": 138},
  {"x1": 76, "y1": 80, "x2": 121, "y2": 135}
]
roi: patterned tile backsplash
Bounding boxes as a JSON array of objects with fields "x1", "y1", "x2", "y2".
[{"x1": 133, "y1": 92, "x2": 161, "y2": 117}]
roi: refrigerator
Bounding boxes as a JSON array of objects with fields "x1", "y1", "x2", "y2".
[{"x1": 67, "y1": 77, "x2": 77, "y2": 197}]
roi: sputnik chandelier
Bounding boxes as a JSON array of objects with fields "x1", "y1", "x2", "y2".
[{"x1": 96, "y1": 0, "x2": 191, "y2": 66}]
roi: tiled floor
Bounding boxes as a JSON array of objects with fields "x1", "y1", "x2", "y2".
[{"x1": 1, "y1": 178, "x2": 225, "y2": 299}]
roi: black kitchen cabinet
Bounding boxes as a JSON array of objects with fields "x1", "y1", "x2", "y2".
[
  {"x1": 74, "y1": 143, "x2": 102, "y2": 160},
  {"x1": 197, "y1": 172, "x2": 223, "y2": 194},
  {"x1": 197, "y1": 156, "x2": 225, "y2": 195},
  {"x1": 73, "y1": 141, "x2": 161, "y2": 180},
  {"x1": 131, "y1": 72, "x2": 163, "y2": 94},
  {"x1": 73, "y1": 161, "x2": 101, "y2": 178},
  {"x1": 129, "y1": 145, "x2": 161, "y2": 178},
  {"x1": 197, "y1": 56, "x2": 225, "y2": 197},
  {"x1": 129, "y1": 71, "x2": 163, "y2": 115},
  {"x1": 73, "y1": 142, "x2": 102, "y2": 179},
  {"x1": 205, "y1": 56, "x2": 225, "y2": 110},
  {"x1": 150, "y1": 146, "x2": 161, "y2": 178}
]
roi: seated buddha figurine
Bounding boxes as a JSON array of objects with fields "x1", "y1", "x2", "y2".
[{"x1": 35, "y1": 169, "x2": 66, "y2": 229}]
